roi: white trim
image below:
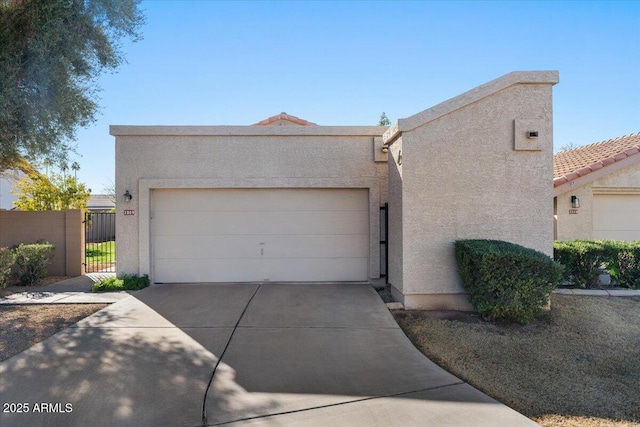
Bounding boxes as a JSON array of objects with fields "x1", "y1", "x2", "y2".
[
  {"x1": 592, "y1": 187, "x2": 640, "y2": 195},
  {"x1": 111, "y1": 125, "x2": 385, "y2": 137}
]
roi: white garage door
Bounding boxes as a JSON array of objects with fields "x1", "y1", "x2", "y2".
[
  {"x1": 151, "y1": 188, "x2": 369, "y2": 282},
  {"x1": 593, "y1": 194, "x2": 640, "y2": 240}
]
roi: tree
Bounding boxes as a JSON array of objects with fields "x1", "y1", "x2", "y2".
[
  {"x1": 556, "y1": 142, "x2": 579, "y2": 153},
  {"x1": 0, "y1": 0, "x2": 144, "y2": 171},
  {"x1": 12, "y1": 170, "x2": 90, "y2": 211},
  {"x1": 378, "y1": 112, "x2": 391, "y2": 126},
  {"x1": 71, "y1": 161, "x2": 80, "y2": 179}
]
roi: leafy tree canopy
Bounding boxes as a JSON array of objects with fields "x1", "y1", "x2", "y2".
[
  {"x1": 12, "y1": 169, "x2": 90, "y2": 210},
  {"x1": 378, "y1": 112, "x2": 391, "y2": 126},
  {"x1": 0, "y1": 0, "x2": 144, "y2": 170}
]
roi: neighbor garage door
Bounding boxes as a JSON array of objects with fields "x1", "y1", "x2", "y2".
[
  {"x1": 151, "y1": 188, "x2": 369, "y2": 282},
  {"x1": 593, "y1": 194, "x2": 640, "y2": 240}
]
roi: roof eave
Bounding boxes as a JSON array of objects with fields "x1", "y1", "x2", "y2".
[{"x1": 553, "y1": 152, "x2": 640, "y2": 197}]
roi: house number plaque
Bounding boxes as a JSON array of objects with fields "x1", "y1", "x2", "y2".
[
  {"x1": 569, "y1": 209, "x2": 578, "y2": 215},
  {"x1": 124, "y1": 210, "x2": 135, "y2": 216}
]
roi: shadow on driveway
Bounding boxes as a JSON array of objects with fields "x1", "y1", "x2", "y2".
[{"x1": 0, "y1": 283, "x2": 538, "y2": 427}]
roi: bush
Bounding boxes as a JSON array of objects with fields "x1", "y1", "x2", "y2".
[
  {"x1": 93, "y1": 274, "x2": 149, "y2": 292},
  {"x1": 553, "y1": 240, "x2": 611, "y2": 288},
  {"x1": 455, "y1": 240, "x2": 562, "y2": 324},
  {"x1": 0, "y1": 247, "x2": 16, "y2": 288},
  {"x1": 553, "y1": 240, "x2": 640, "y2": 289},
  {"x1": 13, "y1": 243, "x2": 55, "y2": 286},
  {"x1": 603, "y1": 241, "x2": 640, "y2": 290}
]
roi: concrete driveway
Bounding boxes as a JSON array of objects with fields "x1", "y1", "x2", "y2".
[{"x1": 0, "y1": 283, "x2": 537, "y2": 426}]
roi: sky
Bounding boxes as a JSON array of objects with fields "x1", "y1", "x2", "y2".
[{"x1": 71, "y1": 0, "x2": 640, "y2": 194}]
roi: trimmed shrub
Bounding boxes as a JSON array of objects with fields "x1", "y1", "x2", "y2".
[
  {"x1": 605, "y1": 241, "x2": 640, "y2": 290},
  {"x1": 13, "y1": 243, "x2": 55, "y2": 286},
  {"x1": 553, "y1": 240, "x2": 610, "y2": 288},
  {"x1": 455, "y1": 240, "x2": 562, "y2": 324},
  {"x1": 92, "y1": 274, "x2": 149, "y2": 292},
  {"x1": 0, "y1": 247, "x2": 16, "y2": 288}
]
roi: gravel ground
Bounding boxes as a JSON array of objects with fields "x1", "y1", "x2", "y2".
[
  {"x1": 394, "y1": 295, "x2": 640, "y2": 427},
  {"x1": 0, "y1": 304, "x2": 108, "y2": 362},
  {"x1": 0, "y1": 276, "x2": 72, "y2": 298}
]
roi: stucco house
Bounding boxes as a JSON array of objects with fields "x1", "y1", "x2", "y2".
[
  {"x1": 112, "y1": 70, "x2": 559, "y2": 310},
  {"x1": 554, "y1": 132, "x2": 640, "y2": 241}
]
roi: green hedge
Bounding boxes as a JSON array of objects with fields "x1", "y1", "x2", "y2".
[
  {"x1": 13, "y1": 243, "x2": 56, "y2": 286},
  {"x1": 93, "y1": 274, "x2": 149, "y2": 292},
  {"x1": 553, "y1": 240, "x2": 640, "y2": 289},
  {"x1": 0, "y1": 247, "x2": 16, "y2": 288},
  {"x1": 455, "y1": 240, "x2": 562, "y2": 324}
]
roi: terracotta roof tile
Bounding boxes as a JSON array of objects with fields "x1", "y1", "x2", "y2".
[
  {"x1": 553, "y1": 132, "x2": 640, "y2": 187},
  {"x1": 252, "y1": 112, "x2": 317, "y2": 126}
]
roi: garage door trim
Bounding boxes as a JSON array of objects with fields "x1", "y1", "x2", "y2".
[{"x1": 137, "y1": 178, "x2": 381, "y2": 282}]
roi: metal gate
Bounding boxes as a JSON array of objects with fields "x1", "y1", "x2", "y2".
[
  {"x1": 84, "y1": 212, "x2": 115, "y2": 273},
  {"x1": 380, "y1": 203, "x2": 388, "y2": 281}
]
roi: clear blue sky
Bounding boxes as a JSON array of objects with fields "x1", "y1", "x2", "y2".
[{"x1": 72, "y1": 0, "x2": 640, "y2": 194}]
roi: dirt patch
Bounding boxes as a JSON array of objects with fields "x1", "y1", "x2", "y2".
[
  {"x1": 0, "y1": 304, "x2": 108, "y2": 362},
  {"x1": 394, "y1": 295, "x2": 640, "y2": 427},
  {"x1": 0, "y1": 276, "x2": 72, "y2": 298}
]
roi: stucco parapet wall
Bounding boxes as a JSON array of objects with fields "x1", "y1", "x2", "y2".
[
  {"x1": 382, "y1": 71, "x2": 560, "y2": 145},
  {"x1": 110, "y1": 125, "x2": 386, "y2": 137}
]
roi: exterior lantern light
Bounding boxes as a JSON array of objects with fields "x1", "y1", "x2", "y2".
[
  {"x1": 123, "y1": 190, "x2": 133, "y2": 202},
  {"x1": 571, "y1": 195, "x2": 580, "y2": 209}
]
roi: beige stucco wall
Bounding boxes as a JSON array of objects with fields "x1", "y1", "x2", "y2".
[
  {"x1": 385, "y1": 73, "x2": 557, "y2": 309},
  {"x1": 555, "y1": 161, "x2": 640, "y2": 241},
  {"x1": 555, "y1": 185, "x2": 593, "y2": 241},
  {"x1": 113, "y1": 127, "x2": 388, "y2": 281},
  {"x1": 0, "y1": 210, "x2": 85, "y2": 276}
]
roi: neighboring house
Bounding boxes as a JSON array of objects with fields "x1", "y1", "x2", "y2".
[
  {"x1": 112, "y1": 71, "x2": 558, "y2": 310},
  {"x1": 0, "y1": 169, "x2": 23, "y2": 210},
  {"x1": 554, "y1": 132, "x2": 640, "y2": 241},
  {"x1": 87, "y1": 194, "x2": 116, "y2": 212},
  {"x1": 0, "y1": 158, "x2": 42, "y2": 210}
]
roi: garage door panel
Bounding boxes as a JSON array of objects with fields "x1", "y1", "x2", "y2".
[
  {"x1": 593, "y1": 194, "x2": 640, "y2": 241},
  {"x1": 593, "y1": 211, "x2": 639, "y2": 231},
  {"x1": 152, "y1": 188, "x2": 368, "y2": 212},
  {"x1": 151, "y1": 189, "x2": 369, "y2": 282},
  {"x1": 154, "y1": 257, "x2": 368, "y2": 283},
  {"x1": 155, "y1": 259, "x2": 268, "y2": 283},
  {"x1": 153, "y1": 211, "x2": 368, "y2": 236},
  {"x1": 154, "y1": 234, "x2": 369, "y2": 259},
  {"x1": 263, "y1": 258, "x2": 368, "y2": 282}
]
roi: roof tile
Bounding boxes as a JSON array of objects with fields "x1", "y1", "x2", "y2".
[
  {"x1": 252, "y1": 112, "x2": 317, "y2": 126},
  {"x1": 553, "y1": 132, "x2": 640, "y2": 187}
]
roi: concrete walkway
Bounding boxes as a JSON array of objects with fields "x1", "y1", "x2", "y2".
[
  {"x1": 0, "y1": 283, "x2": 538, "y2": 426},
  {"x1": 553, "y1": 288, "x2": 640, "y2": 297},
  {"x1": 0, "y1": 274, "x2": 128, "y2": 304}
]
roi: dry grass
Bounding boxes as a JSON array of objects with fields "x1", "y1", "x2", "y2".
[
  {"x1": 0, "y1": 304, "x2": 108, "y2": 362},
  {"x1": 394, "y1": 295, "x2": 640, "y2": 427}
]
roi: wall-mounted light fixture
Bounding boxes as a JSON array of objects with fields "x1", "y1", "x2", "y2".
[
  {"x1": 571, "y1": 195, "x2": 580, "y2": 209},
  {"x1": 381, "y1": 145, "x2": 389, "y2": 153},
  {"x1": 123, "y1": 190, "x2": 133, "y2": 202}
]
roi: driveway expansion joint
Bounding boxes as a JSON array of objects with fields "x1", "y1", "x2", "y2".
[
  {"x1": 204, "y1": 381, "x2": 466, "y2": 426},
  {"x1": 201, "y1": 284, "x2": 262, "y2": 426}
]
